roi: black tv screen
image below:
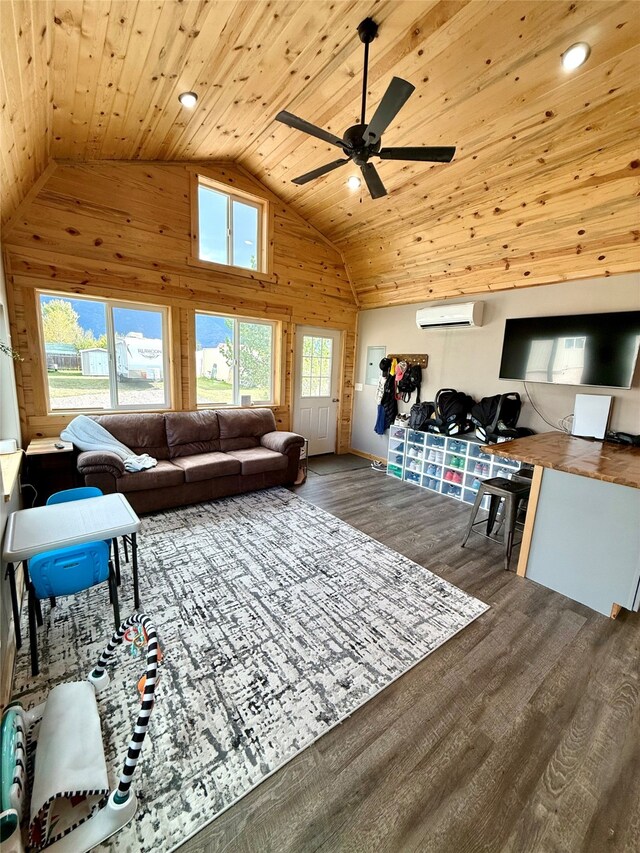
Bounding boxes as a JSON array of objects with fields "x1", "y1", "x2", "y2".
[{"x1": 499, "y1": 311, "x2": 640, "y2": 389}]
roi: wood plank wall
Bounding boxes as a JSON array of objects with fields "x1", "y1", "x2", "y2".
[{"x1": 2, "y1": 161, "x2": 357, "y2": 450}]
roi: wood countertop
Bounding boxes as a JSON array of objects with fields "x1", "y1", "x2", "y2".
[
  {"x1": 1, "y1": 451, "x2": 22, "y2": 502},
  {"x1": 483, "y1": 432, "x2": 640, "y2": 490},
  {"x1": 26, "y1": 437, "x2": 73, "y2": 455}
]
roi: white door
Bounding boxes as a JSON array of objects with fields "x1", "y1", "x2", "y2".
[{"x1": 293, "y1": 326, "x2": 341, "y2": 455}]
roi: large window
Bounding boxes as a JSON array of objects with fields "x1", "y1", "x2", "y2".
[
  {"x1": 195, "y1": 176, "x2": 265, "y2": 273},
  {"x1": 39, "y1": 292, "x2": 170, "y2": 411},
  {"x1": 195, "y1": 312, "x2": 275, "y2": 406}
]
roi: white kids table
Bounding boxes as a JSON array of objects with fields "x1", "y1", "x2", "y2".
[{"x1": 3, "y1": 493, "x2": 141, "y2": 649}]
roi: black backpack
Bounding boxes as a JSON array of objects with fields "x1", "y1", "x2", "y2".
[
  {"x1": 425, "y1": 388, "x2": 475, "y2": 435},
  {"x1": 397, "y1": 364, "x2": 423, "y2": 403},
  {"x1": 409, "y1": 400, "x2": 435, "y2": 431},
  {"x1": 471, "y1": 393, "x2": 522, "y2": 441}
]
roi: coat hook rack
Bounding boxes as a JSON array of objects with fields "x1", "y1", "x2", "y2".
[{"x1": 388, "y1": 354, "x2": 428, "y2": 369}]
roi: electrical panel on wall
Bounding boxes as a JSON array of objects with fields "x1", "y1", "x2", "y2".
[{"x1": 365, "y1": 346, "x2": 386, "y2": 385}]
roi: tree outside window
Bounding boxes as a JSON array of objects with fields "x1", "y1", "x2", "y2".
[{"x1": 195, "y1": 313, "x2": 275, "y2": 406}]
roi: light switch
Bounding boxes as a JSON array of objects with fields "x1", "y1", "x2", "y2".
[{"x1": 355, "y1": 383, "x2": 363, "y2": 391}]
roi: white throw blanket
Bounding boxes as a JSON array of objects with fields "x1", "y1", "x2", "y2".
[{"x1": 61, "y1": 415, "x2": 157, "y2": 472}]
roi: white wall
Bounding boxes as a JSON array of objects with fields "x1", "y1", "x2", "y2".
[
  {"x1": 1, "y1": 246, "x2": 22, "y2": 701},
  {"x1": 0, "y1": 251, "x2": 20, "y2": 444},
  {"x1": 352, "y1": 273, "x2": 640, "y2": 458}
]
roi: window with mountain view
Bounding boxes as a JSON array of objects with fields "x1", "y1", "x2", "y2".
[
  {"x1": 38, "y1": 292, "x2": 170, "y2": 411},
  {"x1": 195, "y1": 176, "x2": 265, "y2": 273},
  {"x1": 195, "y1": 312, "x2": 275, "y2": 407}
]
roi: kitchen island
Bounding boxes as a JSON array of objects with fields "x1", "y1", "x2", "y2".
[{"x1": 484, "y1": 432, "x2": 640, "y2": 618}]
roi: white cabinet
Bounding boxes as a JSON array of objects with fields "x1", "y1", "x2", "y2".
[
  {"x1": 387, "y1": 427, "x2": 521, "y2": 506},
  {"x1": 387, "y1": 425, "x2": 408, "y2": 479}
]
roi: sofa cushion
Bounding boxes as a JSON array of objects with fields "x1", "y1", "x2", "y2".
[
  {"x1": 226, "y1": 447, "x2": 288, "y2": 475},
  {"x1": 115, "y1": 460, "x2": 184, "y2": 493},
  {"x1": 217, "y1": 408, "x2": 277, "y2": 452},
  {"x1": 171, "y1": 452, "x2": 241, "y2": 483},
  {"x1": 165, "y1": 411, "x2": 221, "y2": 458},
  {"x1": 94, "y1": 414, "x2": 169, "y2": 460}
]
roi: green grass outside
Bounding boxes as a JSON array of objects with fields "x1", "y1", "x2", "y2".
[
  {"x1": 195, "y1": 376, "x2": 233, "y2": 404},
  {"x1": 196, "y1": 376, "x2": 269, "y2": 404},
  {"x1": 48, "y1": 370, "x2": 162, "y2": 396},
  {"x1": 48, "y1": 370, "x2": 269, "y2": 404}
]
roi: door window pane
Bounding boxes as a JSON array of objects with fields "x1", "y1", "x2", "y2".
[
  {"x1": 232, "y1": 201, "x2": 259, "y2": 270},
  {"x1": 40, "y1": 294, "x2": 111, "y2": 410},
  {"x1": 198, "y1": 185, "x2": 228, "y2": 265},
  {"x1": 113, "y1": 307, "x2": 167, "y2": 407},
  {"x1": 300, "y1": 335, "x2": 332, "y2": 398}
]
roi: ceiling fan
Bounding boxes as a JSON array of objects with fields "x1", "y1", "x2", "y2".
[{"x1": 274, "y1": 17, "x2": 456, "y2": 199}]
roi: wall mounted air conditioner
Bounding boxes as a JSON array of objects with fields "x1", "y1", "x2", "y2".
[{"x1": 416, "y1": 301, "x2": 484, "y2": 329}]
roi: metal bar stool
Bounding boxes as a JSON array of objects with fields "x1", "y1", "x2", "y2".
[
  {"x1": 492, "y1": 466, "x2": 534, "y2": 535},
  {"x1": 461, "y1": 476, "x2": 531, "y2": 570}
]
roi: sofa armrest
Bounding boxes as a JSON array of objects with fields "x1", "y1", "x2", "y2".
[
  {"x1": 77, "y1": 450, "x2": 125, "y2": 478},
  {"x1": 260, "y1": 431, "x2": 305, "y2": 454}
]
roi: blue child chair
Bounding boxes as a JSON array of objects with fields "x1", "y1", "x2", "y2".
[
  {"x1": 46, "y1": 487, "x2": 126, "y2": 585},
  {"x1": 27, "y1": 540, "x2": 119, "y2": 676},
  {"x1": 46, "y1": 486, "x2": 103, "y2": 504}
]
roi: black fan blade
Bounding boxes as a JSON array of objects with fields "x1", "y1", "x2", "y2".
[
  {"x1": 275, "y1": 110, "x2": 349, "y2": 150},
  {"x1": 364, "y1": 77, "x2": 415, "y2": 144},
  {"x1": 292, "y1": 158, "x2": 351, "y2": 185},
  {"x1": 361, "y1": 162, "x2": 387, "y2": 199},
  {"x1": 378, "y1": 146, "x2": 456, "y2": 163}
]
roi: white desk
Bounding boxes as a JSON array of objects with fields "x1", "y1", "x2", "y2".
[{"x1": 3, "y1": 493, "x2": 141, "y2": 648}]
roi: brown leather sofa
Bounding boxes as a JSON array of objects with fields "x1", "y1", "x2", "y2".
[{"x1": 75, "y1": 408, "x2": 304, "y2": 514}]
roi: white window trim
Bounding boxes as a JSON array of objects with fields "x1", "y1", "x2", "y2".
[
  {"x1": 37, "y1": 290, "x2": 171, "y2": 414},
  {"x1": 188, "y1": 171, "x2": 273, "y2": 281},
  {"x1": 195, "y1": 311, "x2": 277, "y2": 408}
]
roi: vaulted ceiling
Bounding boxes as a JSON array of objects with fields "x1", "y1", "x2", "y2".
[{"x1": 1, "y1": 0, "x2": 638, "y2": 307}]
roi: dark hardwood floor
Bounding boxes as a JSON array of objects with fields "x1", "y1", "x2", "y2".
[{"x1": 179, "y1": 468, "x2": 640, "y2": 853}]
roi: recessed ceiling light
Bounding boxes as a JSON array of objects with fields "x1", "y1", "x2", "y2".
[
  {"x1": 561, "y1": 42, "x2": 591, "y2": 71},
  {"x1": 178, "y1": 91, "x2": 198, "y2": 108},
  {"x1": 347, "y1": 175, "x2": 362, "y2": 190}
]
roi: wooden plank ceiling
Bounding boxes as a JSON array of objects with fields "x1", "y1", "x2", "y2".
[{"x1": 1, "y1": 0, "x2": 638, "y2": 307}]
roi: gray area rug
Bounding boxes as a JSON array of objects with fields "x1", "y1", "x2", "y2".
[
  {"x1": 11, "y1": 487, "x2": 489, "y2": 852},
  {"x1": 307, "y1": 452, "x2": 371, "y2": 475}
]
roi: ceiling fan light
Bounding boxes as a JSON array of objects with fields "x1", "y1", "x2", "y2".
[
  {"x1": 277, "y1": 18, "x2": 455, "y2": 199},
  {"x1": 178, "y1": 91, "x2": 198, "y2": 108},
  {"x1": 561, "y1": 42, "x2": 591, "y2": 71}
]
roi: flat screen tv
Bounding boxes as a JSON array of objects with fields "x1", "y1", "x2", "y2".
[{"x1": 499, "y1": 311, "x2": 640, "y2": 389}]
